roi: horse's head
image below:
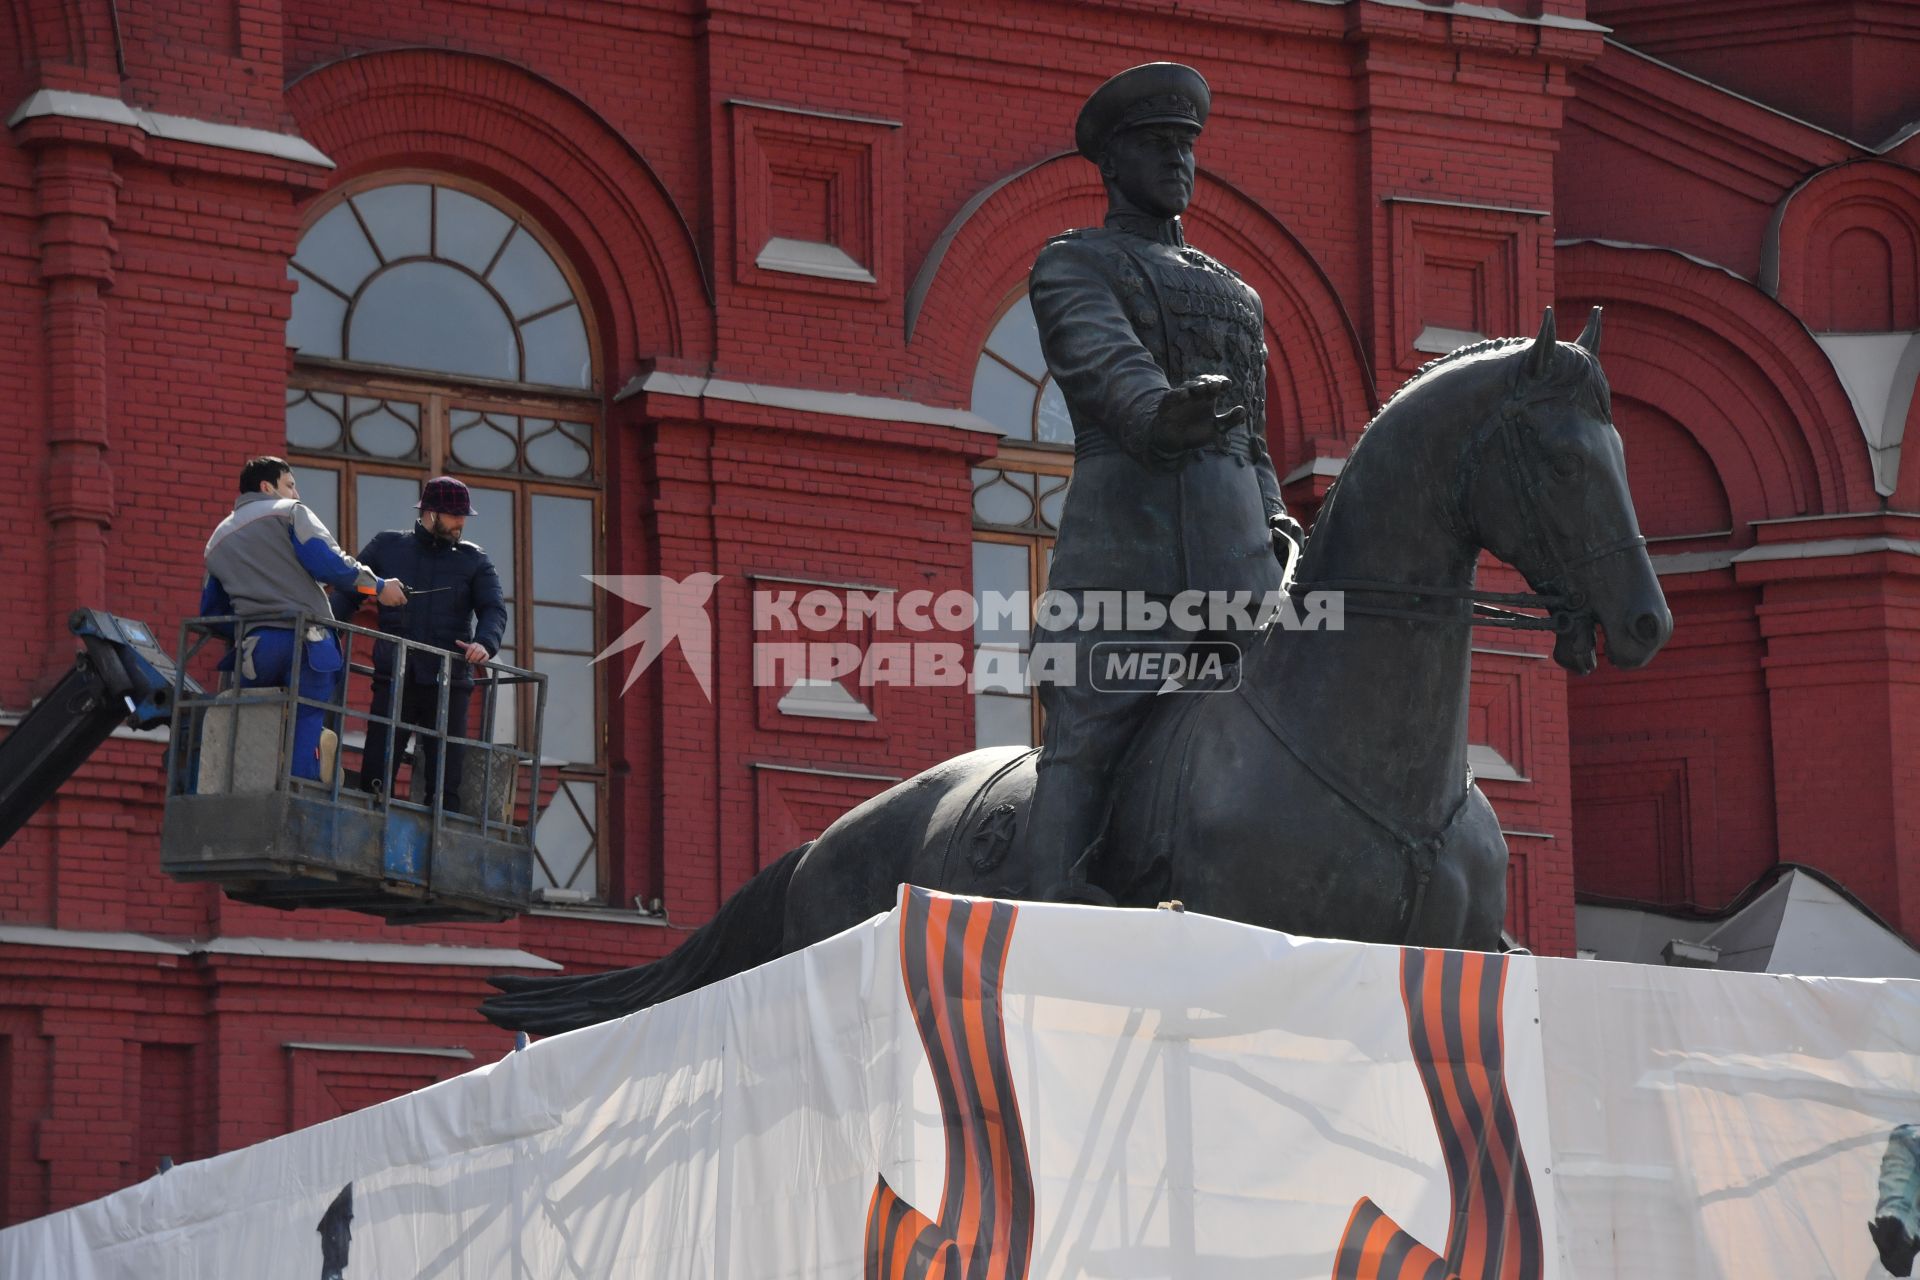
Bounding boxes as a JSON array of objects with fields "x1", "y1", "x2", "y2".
[{"x1": 1465, "y1": 308, "x2": 1672, "y2": 673}]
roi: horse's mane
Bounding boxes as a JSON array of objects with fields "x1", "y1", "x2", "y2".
[
  {"x1": 1287, "y1": 331, "x2": 1610, "y2": 587},
  {"x1": 1353, "y1": 333, "x2": 1608, "y2": 441},
  {"x1": 1358, "y1": 337, "x2": 1520, "y2": 437},
  {"x1": 1406, "y1": 334, "x2": 1530, "y2": 385}
]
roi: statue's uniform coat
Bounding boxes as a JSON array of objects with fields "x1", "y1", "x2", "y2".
[
  {"x1": 1020, "y1": 210, "x2": 1291, "y2": 896},
  {"x1": 1029, "y1": 214, "x2": 1286, "y2": 598}
]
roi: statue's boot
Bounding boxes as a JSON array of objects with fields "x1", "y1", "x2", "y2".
[{"x1": 1020, "y1": 761, "x2": 1118, "y2": 907}]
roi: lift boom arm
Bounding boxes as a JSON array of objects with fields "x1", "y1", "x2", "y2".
[{"x1": 0, "y1": 610, "x2": 194, "y2": 849}]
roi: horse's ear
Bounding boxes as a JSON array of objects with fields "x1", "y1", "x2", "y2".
[
  {"x1": 1524, "y1": 307, "x2": 1557, "y2": 379},
  {"x1": 1576, "y1": 306, "x2": 1603, "y2": 355}
]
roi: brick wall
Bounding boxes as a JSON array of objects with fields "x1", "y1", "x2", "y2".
[{"x1": 1553, "y1": 15, "x2": 1918, "y2": 931}]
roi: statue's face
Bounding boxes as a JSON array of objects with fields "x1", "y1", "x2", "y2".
[{"x1": 1101, "y1": 124, "x2": 1199, "y2": 219}]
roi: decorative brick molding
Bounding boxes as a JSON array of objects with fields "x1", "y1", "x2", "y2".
[
  {"x1": 1386, "y1": 196, "x2": 1547, "y2": 379},
  {"x1": 1, "y1": 0, "x2": 124, "y2": 101},
  {"x1": 1571, "y1": 732, "x2": 1716, "y2": 903},
  {"x1": 748, "y1": 573, "x2": 888, "y2": 738},
  {"x1": 728, "y1": 99, "x2": 900, "y2": 299},
  {"x1": 751, "y1": 762, "x2": 898, "y2": 871},
  {"x1": 1557, "y1": 240, "x2": 1877, "y2": 523},
  {"x1": 1764, "y1": 159, "x2": 1920, "y2": 332},
  {"x1": 286, "y1": 1042, "x2": 470, "y2": 1132},
  {"x1": 1470, "y1": 653, "x2": 1535, "y2": 782},
  {"x1": 1587, "y1": 0, "x2": 1920, "y2": 144}
]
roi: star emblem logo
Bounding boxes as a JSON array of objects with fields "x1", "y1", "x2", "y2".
[{"x1": 586, "y1": 574, "x2": 723, "y2": 701}]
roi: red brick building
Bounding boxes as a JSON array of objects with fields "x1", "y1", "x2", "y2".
[{"x1": 1, "y1": 0, "x2": 1915, "y2": 1224}]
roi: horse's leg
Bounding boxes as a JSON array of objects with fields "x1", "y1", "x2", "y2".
[
  {"x1": 1130, "y1": 696, "x2": 1406, "y2": 941},
  {"x1": 1454, "y1": 798, "x2": 1512, "y2": 953},
  {"x1": 1411, "y1": 787, "x2": 1508, "y2": 952}
]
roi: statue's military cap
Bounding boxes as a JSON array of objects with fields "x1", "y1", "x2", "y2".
[{"x1": 1074, "y1": 62, "x2": 1210, "y2": 162}]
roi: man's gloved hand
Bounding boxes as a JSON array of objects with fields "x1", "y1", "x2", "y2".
[
  {"x1": 1149, "y1": 374, "x2": 1245, "y2": 454},
  {"x1": 377, "y1": 579, "x2": 407, "y2": 607}
]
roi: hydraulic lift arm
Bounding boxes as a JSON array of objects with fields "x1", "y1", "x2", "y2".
[{"x1": 0, "y1": 610, "x2": 196, "y2": 849}]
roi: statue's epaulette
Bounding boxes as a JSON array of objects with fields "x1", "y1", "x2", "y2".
[{"x1": 1041, "y1": 226, "x2": 1135, "y2": 265}]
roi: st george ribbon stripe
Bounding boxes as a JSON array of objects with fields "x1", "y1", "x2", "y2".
[
  {"x1": 1330, "y1": 949, "x2": 1543, "y2": 1280},
  {"x1": 865, "y1": 888, "x2": 1034, "y2": 1280}
]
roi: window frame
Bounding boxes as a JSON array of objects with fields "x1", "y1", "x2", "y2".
[
  {"x1": 972, "y1": 526, "x2": 1051, "y2": 747},
  {"x1": 971, "y1": 290, "x2": 1076, "y2": 750},
  {"x1": 287, "y1": 169, "x2": 603, "y2": 395},
  {"x1": 285, "y1": 173, "x2": 614, "y2": 903},
  {"x1": 285, "y1": 377, "x2": 610, "y2": 890}
]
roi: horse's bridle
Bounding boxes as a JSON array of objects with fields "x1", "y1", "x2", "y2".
[
  {"x1": 1298, "y1": 375, "x2": 1647, "y2": 633},
  {"x1": 1245, "y1": 355, "x2": 1651, "y2": 943}
]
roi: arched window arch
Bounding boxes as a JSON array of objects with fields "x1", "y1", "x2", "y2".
[
  {"x1": 285, "y1": 174, "x2": 606, "y2": 901},
  {"x1": 288, "y1": 182, "x2": 593, "y2": 389},
  {"x1": 969, "y1": 291, "x2": 1071, "y2": 749}
]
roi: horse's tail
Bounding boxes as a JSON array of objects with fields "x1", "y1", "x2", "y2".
[{"x1": 479, "y1": 841, "x2": 812, "y2": 1036}]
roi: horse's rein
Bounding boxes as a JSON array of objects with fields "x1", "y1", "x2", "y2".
[{"x1": 1298, "y1": 578, "x2": 1570, "y2": 632}]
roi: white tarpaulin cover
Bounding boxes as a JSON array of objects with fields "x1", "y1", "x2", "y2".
[{"x1": 6, "y1": 886, "x2": 1920, "y2": 1279}]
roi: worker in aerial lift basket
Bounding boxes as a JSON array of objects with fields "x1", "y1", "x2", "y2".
[
  {"x1": 334, "y1": 475, "x2": 506, "y2": 815},
  {"x1": 200, "y1": 456, "x2": 407, "y2": 780}
]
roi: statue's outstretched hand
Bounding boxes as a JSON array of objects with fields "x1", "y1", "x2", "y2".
[{"x1": 1151, "y1": 375, "x2": 1245, "y2": 453}]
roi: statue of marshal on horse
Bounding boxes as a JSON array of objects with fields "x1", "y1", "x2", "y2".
[{"x1": 483, "y1": 64, "x2": 1672, "y2": 1036}]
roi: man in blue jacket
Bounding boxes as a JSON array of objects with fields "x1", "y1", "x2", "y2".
[
  {"x1": 201, "y1": 456, "x2": 407, "y2": 780},
  {"x1": 335, "y1": 476, "x2": 507, "y2": 813}
]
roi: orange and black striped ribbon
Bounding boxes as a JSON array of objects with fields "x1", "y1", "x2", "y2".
[
  {"x1": 864, "y1": 888, "x2": 1034, "y2": 1280},
  {"x1": 1332, "y1": 948, "x2": 1542, "y2": 1280}
]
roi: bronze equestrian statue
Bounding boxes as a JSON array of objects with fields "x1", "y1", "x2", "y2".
[
  {"x1": 1021, "y1": 62, "x2": 1304, "y2": 905},
  {"x1": 484, "y1": 64, "x2": 1673, "y2": 1033},
  {"x1": 485, "y1": 300, "x2": 1672, "y2": 1034}
]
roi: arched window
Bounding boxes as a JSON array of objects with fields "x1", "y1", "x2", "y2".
[
  {"x1": 969, "y1": 292, "x2": 1071, "y2": 748},
  {"x1": 285, "y1": 176, "x2": 606, "y2": 902}
]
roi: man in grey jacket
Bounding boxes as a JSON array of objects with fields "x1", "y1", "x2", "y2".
[
  {"x1": 200, "y1": 457, "x2": 406, "y2": 780},
  {"x1": 1021, "y1": 63, "x2": 1302, "y2": 903}
]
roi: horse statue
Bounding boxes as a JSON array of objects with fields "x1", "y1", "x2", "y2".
[{"x1": 484, "y1": 307, "x2": 1671, "y2": 1034}]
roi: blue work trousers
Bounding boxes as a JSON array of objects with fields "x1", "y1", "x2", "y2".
[{"x1": 238, "y1": 628, "x2": 342, "y2": 781}]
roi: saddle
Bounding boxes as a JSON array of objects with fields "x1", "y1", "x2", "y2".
[
  {"x1": 934, "y1": 749, "x2": 1039, "y2": 899},
  {"x1": 936, "y1": 666, "x2": 1231, "y2": 905}
]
